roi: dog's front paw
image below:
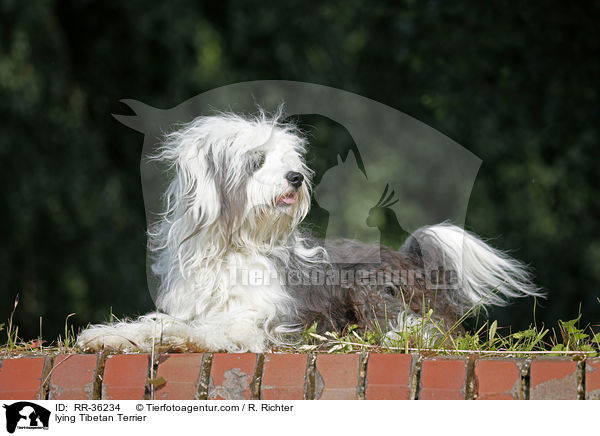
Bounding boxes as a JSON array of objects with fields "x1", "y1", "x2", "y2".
[{"x1": 76, "y1": 326, "x2": 140, "y2": 352}]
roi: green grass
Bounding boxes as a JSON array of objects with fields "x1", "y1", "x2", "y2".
[
  {"x1": 275, "y1": 309, "x2": 600, "y2": 357},
  {"x1": 277, "y1": 317, "x2": 599, "y2": 357},
  {"x1": 1, "y1": 295, "x2": 599, "y2": 358},
  {"x1": 278, "y1": 298, "x2": 600, "y2": 356},
  {"x1": 0, "y1": 296, "x2": 80, "y2": 357}
]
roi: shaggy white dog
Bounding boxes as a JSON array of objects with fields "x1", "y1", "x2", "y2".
[{"x1": 77, "y1": 112, "x2": 542, "y2": 353}]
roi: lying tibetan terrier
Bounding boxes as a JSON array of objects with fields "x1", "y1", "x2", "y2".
[{"x1": 77, "y1": 112, "x2": 542, "y2": 352}]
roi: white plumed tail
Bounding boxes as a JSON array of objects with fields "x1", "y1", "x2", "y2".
[{"x1": 407, "y1": 223, "x2": 544, "y2": 312}]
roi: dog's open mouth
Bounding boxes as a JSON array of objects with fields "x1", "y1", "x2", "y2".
[{"x1": 277, "y1": 191, "x2": 297, "y2": 206}]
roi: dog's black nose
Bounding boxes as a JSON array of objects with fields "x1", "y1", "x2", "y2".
[{"x1": 285, "y1": 171, "x2": 304, "y2": 188}]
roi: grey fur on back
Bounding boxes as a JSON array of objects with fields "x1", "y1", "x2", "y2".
[{"x1": 279, "y1": 223, "x2": 542, "y2": 336}]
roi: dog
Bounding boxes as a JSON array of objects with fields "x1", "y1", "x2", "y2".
[{"x1": 77, "y1": 111, "x2": 542, "y2": 353}]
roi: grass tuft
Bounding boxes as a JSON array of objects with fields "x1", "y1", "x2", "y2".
[{"x1": 1, "y1": 298, "x2": 599, "y2": 358}]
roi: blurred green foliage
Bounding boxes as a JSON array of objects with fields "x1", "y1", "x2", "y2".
[{"x1": 1, "y1": 0, "x2": 599, "y2": 339}]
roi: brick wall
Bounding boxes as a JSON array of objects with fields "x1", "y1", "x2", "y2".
[{"x1": 1, "y1": 353, "x2": 598, "y2": 400}]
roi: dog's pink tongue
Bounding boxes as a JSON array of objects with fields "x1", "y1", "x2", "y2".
[{"x1": 281, "y1": 194, "x2": 296, "y2": 205}]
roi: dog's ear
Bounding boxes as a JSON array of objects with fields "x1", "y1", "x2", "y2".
[
  {"x1": 149, "y1": 122, "x2": 223, "y2": 259},
  {"x1": 170, "y1": 143, "x2": 222, "y2": 243}
]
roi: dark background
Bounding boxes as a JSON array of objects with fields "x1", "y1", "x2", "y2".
[{"x1": 2, "y1": 1, "x2": 599, "y2": 341}]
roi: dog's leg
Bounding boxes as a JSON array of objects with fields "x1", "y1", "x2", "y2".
[
  {"x1": 76, "y1": 313, "x2": 194, "y2": 352},
  {"x1": 77, "y1": 311, "x2": 279, "y2": 353}
]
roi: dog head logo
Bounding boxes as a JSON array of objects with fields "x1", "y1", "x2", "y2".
[
  {"x1": 111, "y1": 81, "x2": 481, "y2": 301},
  {"x1": 314, "y1": 151, "x2": 381, "y2": 262},
  {"x1": 3, "y1": 402, "x2": 50, "y2": 434}
]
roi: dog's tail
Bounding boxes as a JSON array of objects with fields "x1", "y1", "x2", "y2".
[{"x1": 402, "y1": 222, "x2": 544, "y2": 314}]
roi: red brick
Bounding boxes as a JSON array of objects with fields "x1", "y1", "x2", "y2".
[
  {"x1": 530, "y1": 359, "x2": 578, "y2": 400},
  {"x1": 419, "y1": 358, "x2": 467, "y2": 400},
  {"x1": 315, "y1": 354, "x2": 360, "y2": 400},
  {"x1": 365, "y1": 353, "x2": 412, "y2": 400},
  {"x1": 154, "y1": 353, "x2": 204, "y2": 400},
  {"x1": 102, "y1": 354, "x2": 149, "y2": 400},
  {"x1": 586, "y1": 358, "x2": 600, "y2": 400},
  {"x1": 209, "y1": 353, "x2": 256, "y2": 400},
  {"x1": 261, "y1": 354, "x2": 307, "y2": 400},
  {"x1": 49, "y1": 354, "x2": 98, "y2": 400},
  {"x1": 0, "y1": 357, "x2": 48, "y2": 400},
  {"x1": 474, "y1": 359, "x2": 521, "y2": 400}
]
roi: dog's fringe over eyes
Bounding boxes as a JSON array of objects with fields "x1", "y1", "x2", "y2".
[{"x1": 77, "y1": 111, "x2": 544, "y2": 353}]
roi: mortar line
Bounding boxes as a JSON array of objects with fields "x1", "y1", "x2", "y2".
[
  {"x1": 356, "y1": 352, "x2": 368, "y2": 400},
  {"x1": 93, "y1": 351, "x2": 109, "y2": 400},
  {"x1": 304, "y1": 353, "x2": 317, "y2": 400},
  {"x1": 409, "y1": 354, "x2": 422, "y2": 400},
  {"x1": 464, "y1": 355, "x2": 477, "y2": 399},
  {"x1": 520, "y1": 359, "x2": 531, "y2": 400},
  {"x1": 143, "y1": 353, "x2": 155, "y2": 400},
  {"x1": 251, "y1": 353, "x2": 265, "y2": 400},
  {"x1": 39, "y1": 354, "x2": 55, "y2": 400},
  {"x1": 196, "y1": 353, "x2": 213, "y2": 400},
  {"x1": 577, "y1": 359, "x2": 586, "y2": 400}
]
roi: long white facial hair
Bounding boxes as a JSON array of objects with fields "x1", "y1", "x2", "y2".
[{"x1": 148, "y1": 113, "x2": 313, "y2": 322}]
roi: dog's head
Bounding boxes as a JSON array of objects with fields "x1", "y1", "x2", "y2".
[{"x1": 155, "y1": 112, "x2": 311, "y2": 251}]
